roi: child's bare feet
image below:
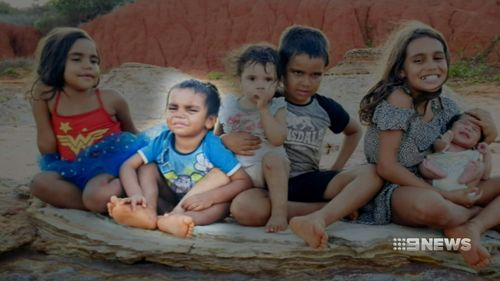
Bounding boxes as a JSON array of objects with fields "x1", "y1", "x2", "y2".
[
  {"x1": 265, "y1": 214, "x2": 288, "y2": 233},
  {"x1": 107, "y1": 196, "x2": 157, "y2": 230},
  {"x1": 289, "y1": 215, "x2": 328, "y2": 249},
  {"x1": 444, "y1": 221, "x2": 490, "y2": 269},
  {"x1": 157, "y1": 213, "x2": 195, "y2": 238},
  {"x1": 107, "y1": 195, "x2": 127, "y2": 218}
]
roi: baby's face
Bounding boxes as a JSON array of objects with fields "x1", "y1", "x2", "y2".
[
  {"x1": 240, "y1": 62, "x2": 278, "y2": 104},
  {"x1": 451, "y1": 115, "x2": 482, "y2": 149}
]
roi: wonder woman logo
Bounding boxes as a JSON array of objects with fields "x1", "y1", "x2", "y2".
[{"x1": 57, "y1": 128, "x2": 109, "y2": 155}]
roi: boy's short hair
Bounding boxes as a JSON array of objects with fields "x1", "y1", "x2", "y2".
[
  {"x1": 278, "y1": 25, "x2": 330, "y2": 74},
  {"x1": 168, "y1": 79, "x2": 221, "y2": 117}
]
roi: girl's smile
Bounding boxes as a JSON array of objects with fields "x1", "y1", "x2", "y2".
[{"x1": 401, "y1": 36, "x2": 448, "y2": 94}]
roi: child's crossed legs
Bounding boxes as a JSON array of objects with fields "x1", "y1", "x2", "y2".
[{"x1": 108, "y1": 164, "x2": 229, "y2": 238}]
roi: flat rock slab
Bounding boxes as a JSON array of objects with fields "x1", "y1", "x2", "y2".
[
  {"x1": 29, "y1": 207, "x2": 500, "y2": 277},
  {"x1": 0, "y1": 181, "x2": 35, "y2": 253}
]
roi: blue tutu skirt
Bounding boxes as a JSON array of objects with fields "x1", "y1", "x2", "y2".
[{"x1": 38, "y1": 124, "x2": 167, "y2": 190}]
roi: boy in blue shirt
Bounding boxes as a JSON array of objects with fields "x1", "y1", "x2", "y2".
[{"x1": 108, "y1": 80, "x2": 252, "y2": 238}]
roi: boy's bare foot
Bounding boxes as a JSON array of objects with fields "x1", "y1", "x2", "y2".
[
  {"x1": 289, "y1": 215, "x2": 328, "y2": 249},
  {"x1": 265, "y1": 214, "x2": 288, "y2": 233},
  {"x1": 107, "y1": 196, "x2": 157, "y2": 230},
  {"x1": 157, "y1": 213, "x2": 195, "y2": 238},
  {"x1": 107, "y1": 195, "x2": 127, "y2": 216},
  {"x1": 444, "y1": 222, "x2": 490, "y2": 269}
]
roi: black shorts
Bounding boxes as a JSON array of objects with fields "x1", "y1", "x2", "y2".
[{"x1": 288, "y1": 170, "x2": 339, "y2": 202}]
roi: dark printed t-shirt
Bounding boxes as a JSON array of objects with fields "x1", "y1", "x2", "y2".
[{"x1": 285, "y1": 94, "x2": 350, "y2": 177}]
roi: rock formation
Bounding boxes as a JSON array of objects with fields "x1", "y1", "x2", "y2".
[
  {"x1": 80, "y1": 0, "x2": 500, "y2": 72},
  {"x1": 29, "y1": 206, "x2": 500, "y2": 276},
  {"x1": 0, "y1": 22, "x2": 40, "y2": 60}
]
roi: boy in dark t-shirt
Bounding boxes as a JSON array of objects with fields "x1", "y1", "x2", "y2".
[
  {"x1": 223, "y1": 25, "x2": 383, "y2": 249},
  {"x1": 285, "y1": 94, "x2": 350, "y2": 201}
]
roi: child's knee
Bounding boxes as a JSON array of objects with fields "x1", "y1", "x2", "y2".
[
  {"x1": 83, "y1": 179, "x2": 121, "y2": 212},
  {"x1": 82, "y1": 192, "x2": 108, "y2": 213},
  {"x1": 262, "y1": 153, "x2": 289, "y2": 173},
  {"x1": 413, "y1": 196, "x2": 452, "y2": 225},
  {"x1": 30, "y1": 173, "x2": 52, "y2": 196},
  {"x1": 359, "y1": 165, "x2": 382, "y2": 185},
  {"x1": 231, "y1": 205, "x2": 268, "y2": 226},
  {"x1": 230, "y1": 190, "x2": 270, "y2": 226},
  {"x1": 230, "y1": 195, "x2": 251, "y2": 218},
  {"x1": 30, "y1": 173, "x2": 44, "y2": 193}
]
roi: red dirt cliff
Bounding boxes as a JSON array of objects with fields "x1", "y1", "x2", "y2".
[
  {"x1": 1, "y1": 0, "x2": 498, "y2": 73},
  {"x1": 0, "y1": 23, "x2": 41, "y2": 60},
  {"x1": 81, "y1": 0, "x2": 499, "y2": 73}
]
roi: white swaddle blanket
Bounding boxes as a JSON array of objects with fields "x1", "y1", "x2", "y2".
[{"x1": 427, "y1": 150, "x2": 480, "y2": 191}]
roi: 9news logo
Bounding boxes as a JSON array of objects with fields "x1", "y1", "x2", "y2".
[{"x1": 392, "y1": 237, "x2": 471, "y2": 251}]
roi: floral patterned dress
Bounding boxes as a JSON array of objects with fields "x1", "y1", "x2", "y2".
[{"x1": 358, "y1": 94, "x2": 460, "y2": 224}]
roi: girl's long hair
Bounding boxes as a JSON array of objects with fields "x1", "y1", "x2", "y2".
[
  {"x1": 359, "y1": 21, "x2": 450, "y2": 125},
  {"x1": 30, "y1": 27, "x2": 99, "y2": 101}
]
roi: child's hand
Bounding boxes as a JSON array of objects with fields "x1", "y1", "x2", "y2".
[
  {"x1": 440, "y1": 130, "x2": 454, "y2": 145},
  {"x1": 467, "y1": 108, "x2": 497, "y2": 144},
  {"x1": 181, "y1": 193, "x2": 214, "y2": 211},
  {"x1": 122, "y1": 195, "x2": 147, "y2": 210},
  {"x1": 221, "y1": 132, "x2": 261, "y2": 156},
  {"x1": 440, "y1": 186, "x2": 482, "y2": 208},
  {"x1": 477, "y1": 142, "x2": 490, "y2": 155},
  {"x1": 255, "y1": 92, "x2": 271, "y2": 110}
]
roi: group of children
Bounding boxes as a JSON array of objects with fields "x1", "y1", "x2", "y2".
[{"x1": 29, "y1": 21, "x2": 500, "y2": 270}]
